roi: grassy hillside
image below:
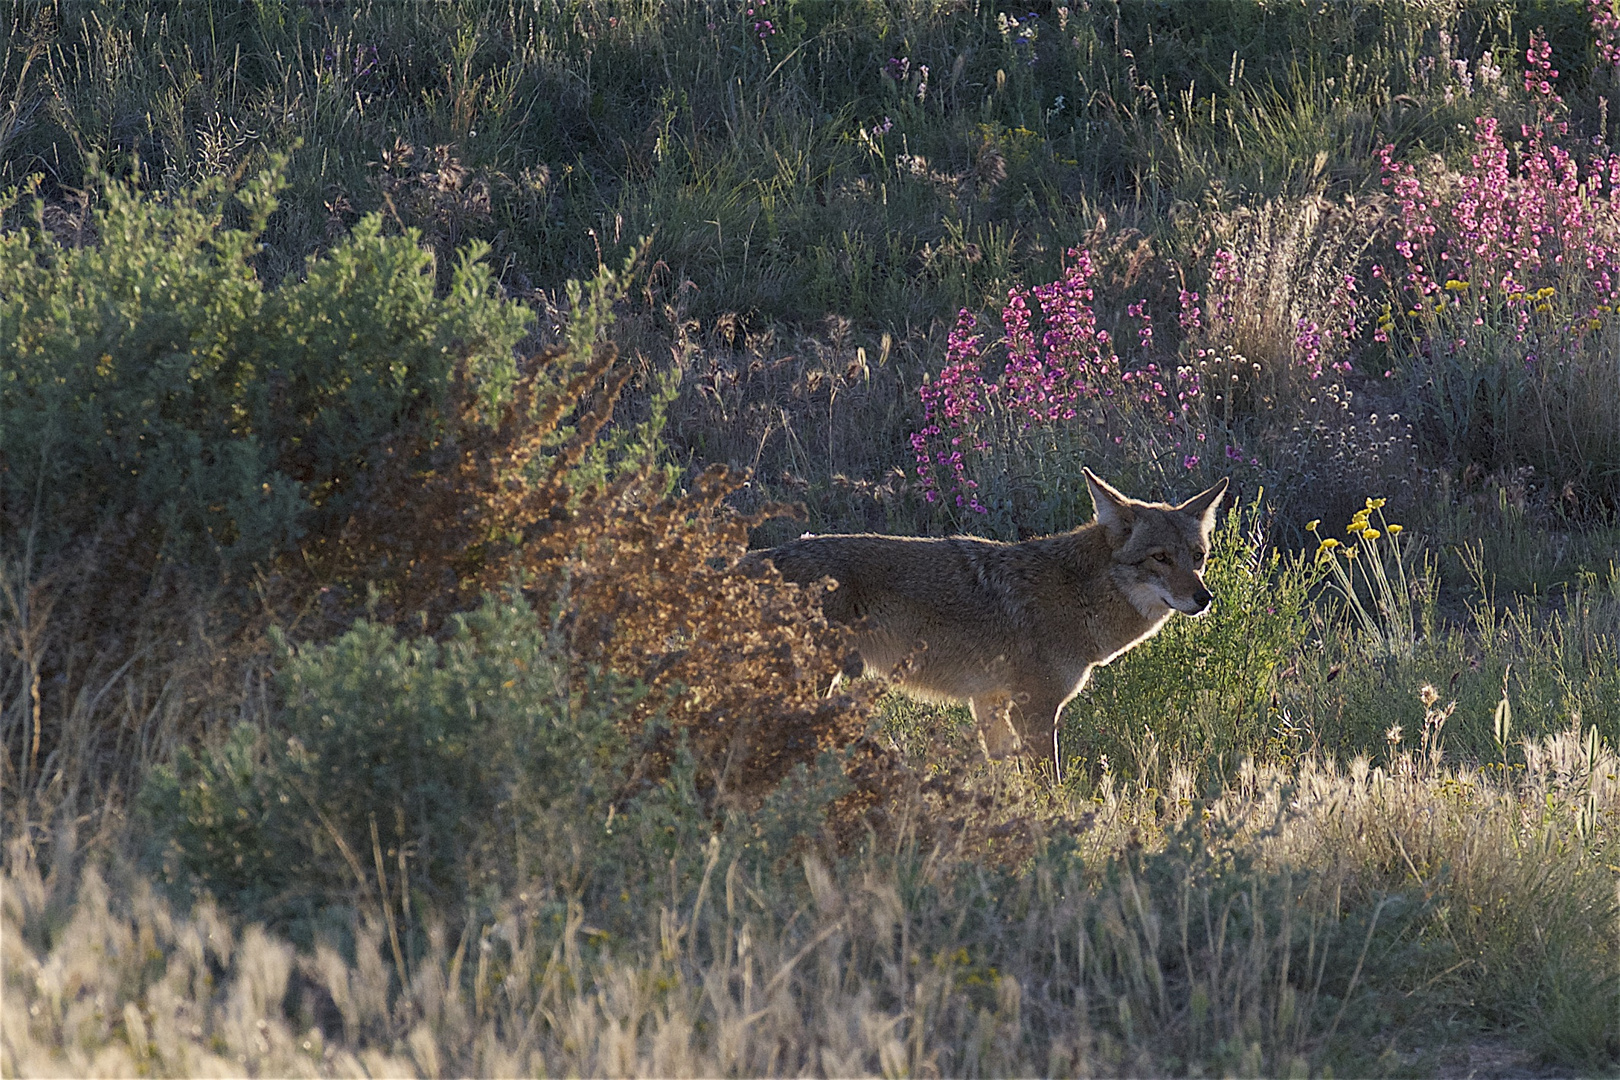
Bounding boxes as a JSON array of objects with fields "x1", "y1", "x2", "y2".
[{"x1": 4, "y1": 1, "x2": 1618, "y2": 1074}]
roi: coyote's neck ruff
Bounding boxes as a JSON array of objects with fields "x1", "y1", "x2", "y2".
[{"x1": 759, "y1": 469, "x2": 1228, "y2": 780}]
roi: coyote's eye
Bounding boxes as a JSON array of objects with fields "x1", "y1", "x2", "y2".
[
  {"x1": 1193, "y1": 551, "x2": 1206, "y2": 568},
  {"x1": 1151, "y1": 552, "x2": 1171, "y2": 565}
]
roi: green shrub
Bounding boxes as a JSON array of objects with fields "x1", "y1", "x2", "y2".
[
  {"x1": 0, "y1": 162, "x2": 530, "y2": 584},
  {"x1": 139, "y1": 593, "x2": 631, "y2": 926},
  {"x1": 1066, "y1": 492, "x2": 1324, "y2": 783}
]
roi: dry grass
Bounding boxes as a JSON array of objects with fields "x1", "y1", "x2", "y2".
[
  {"x1": 0, "y1": 551, "x2": 272, "y2": 863},
  {"x1": 7, "y1": 722, "x2": 1615, "y2": 1078}
]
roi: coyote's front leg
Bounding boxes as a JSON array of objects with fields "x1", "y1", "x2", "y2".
[
  {"x1": 972, "y1": 691, "x2": 1065, "y2": 780},
  {"x1": 969, "y1": 693, "x2": 1022, "y2": 760},
  {"x1": 1013, "y1": 692, "x2": 1065, "y2": 781}
]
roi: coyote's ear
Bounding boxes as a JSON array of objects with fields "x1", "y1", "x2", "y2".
[
  {"x1": 1178, "y1": 476, "x2": 1230, "y2": 532},
  {"x1": 1084, "y1": 467, "x2": 1136, "y2": 537}
]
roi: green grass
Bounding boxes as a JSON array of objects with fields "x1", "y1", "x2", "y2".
[{"x1": 1, "y1": 0, "x2": 1530, "y2": 319}]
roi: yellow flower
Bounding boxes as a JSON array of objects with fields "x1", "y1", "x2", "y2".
[
  {"x1": 1344, "y1": 546, "x2": 1359, "y2": 558},
  {"x1": 1306, "y1": 519, "x2": 1320, "y2": 532},
  {"x1": 1387, "y1": 524, "x2": 1404, "y2": 535},
  {"x1": 1366, "y1": 497, "x2": 1386, "y2": 510},
  {"x1": 1318, "y1": 538, "x2": 1340, "y2": 550},
  {"x1": 1346, "y1": 519, "x2": 1367, "y2": 533},
  {"x1": 1362, "y1": 528, "x2": 1382, "y2": 540}
]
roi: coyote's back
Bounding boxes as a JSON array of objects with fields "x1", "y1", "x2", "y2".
[{"x1": 756, "y1": 469, "x2": 1228, "y2": 778}]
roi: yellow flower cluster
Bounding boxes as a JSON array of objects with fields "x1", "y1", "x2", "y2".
[
  {"x1": 1308, "y1": 497, "x2": 1403, "y2": 562},
  {"x1": 1311, "y1": 497, "x2": 1417, "y2": 658}
]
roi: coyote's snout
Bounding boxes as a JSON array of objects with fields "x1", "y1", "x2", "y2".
[{"x1": 753, "y1": 469, "x2": 1228, "y2": 779}]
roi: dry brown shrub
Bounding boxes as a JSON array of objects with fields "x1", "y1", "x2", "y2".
[
  {"x1": 5, "y1": 318, "x2": 900, "y2": 847},
  {"x1": 301, "y1": 338, "x2": 897, "y2": 823}
]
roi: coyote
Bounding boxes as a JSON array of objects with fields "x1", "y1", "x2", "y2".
[{"x1": 757, "y1": 469, "x2": 1228, "y2": 779}]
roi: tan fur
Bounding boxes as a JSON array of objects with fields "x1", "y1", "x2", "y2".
[{"x1": 756, "y1": 469, "x2": 1228, "y2": 779}]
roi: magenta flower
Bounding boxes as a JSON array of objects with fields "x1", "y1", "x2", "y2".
[{"x1": 910, "y1": 246, "x2": 1227, "y2": 514}]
